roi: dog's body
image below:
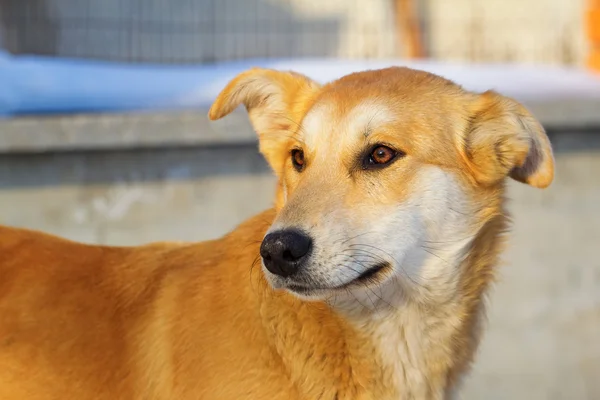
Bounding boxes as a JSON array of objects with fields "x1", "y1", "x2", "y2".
[{"x1": 0, "y1": 67, "x2": 553, "y2": 399}]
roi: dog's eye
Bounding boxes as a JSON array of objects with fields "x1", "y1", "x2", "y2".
[
  {"x1": 291, "y1": 149, "x2": 305, "y2": 171},
  {"x1": 365, "y1": 145, "x2": 399, "y2": 168}
]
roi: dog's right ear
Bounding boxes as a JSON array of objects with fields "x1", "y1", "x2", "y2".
[
  {"x1": 209, "y1": 68, "x2": 320, "y2": 174},
  {"x1": 459, "y1": 91, "x2": 554, "y2": 189}
]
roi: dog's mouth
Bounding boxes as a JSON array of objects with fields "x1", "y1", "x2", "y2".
[{"x1": 286, "y1": 262, "x2": 390, "y2": 295}]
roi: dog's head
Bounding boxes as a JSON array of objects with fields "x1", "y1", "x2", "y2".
[{"x1": 209, "y1": 67, "x2": 553, "y2": 306}]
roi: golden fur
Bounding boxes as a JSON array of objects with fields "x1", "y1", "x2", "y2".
[{"x1": 0, "y1": 67, "x2": 554, "y2": 399}]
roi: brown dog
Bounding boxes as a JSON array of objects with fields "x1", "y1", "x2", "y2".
[{"x1": 0, "y1": 67, "x2": 554, "y2": 399}]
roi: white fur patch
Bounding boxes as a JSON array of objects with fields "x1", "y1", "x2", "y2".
[
  {"x1": 295, "y1": 166, "x2": 473, "y2": 303},
  {"x1": 326, "y1": 168, "x2": 474, "y2": 398},
  {"x1": 368, "y1": 303, "x2": 463, "y2": 399},
  {"x1": 272, "y1": 165, "x2": 475, "y2": 396},
  {"x1": 299, "y1": 102, "x2": 332, "y2": 150},
  {"x1": 300, "y1": 99, "x2": 395, "y2": 152}
]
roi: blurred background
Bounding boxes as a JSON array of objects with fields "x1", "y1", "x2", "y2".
[{"x1": 0, "y1": 0, "x2": 599, "y2": 399}]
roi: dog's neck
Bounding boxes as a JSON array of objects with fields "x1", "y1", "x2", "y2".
[{"x1": 258, "y1": 214, "x2": 506, "y2": 400}]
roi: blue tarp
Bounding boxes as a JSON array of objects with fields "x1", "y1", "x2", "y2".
[
  {"x1": 0, "y1": 51, "x2": 266, "y2": 116},
  {"x1": 1, "y1": 51, "x2": 599, "y2": 117}
]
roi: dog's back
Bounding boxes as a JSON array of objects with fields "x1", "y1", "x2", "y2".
[
  {"x1": 0, "y1": 210, "x2": 294, "y2": 399},
  {"x1": 0, "y1": 225, "x2": 166, "y2": 398}
]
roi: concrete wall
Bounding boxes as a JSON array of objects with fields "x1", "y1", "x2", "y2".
[
  {"x1": 464, "y1": 131, "x2": 600, "y2": 400},
  {"x1": 0, "y1": 144, "x2": 275, "y2": 244},
  {"x1": 0, "y1": 120, "x2": 599, "y2": 399}
]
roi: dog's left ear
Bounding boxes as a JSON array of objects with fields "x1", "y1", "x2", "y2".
[
  {"x1": 208, "y1": 68, "x2": 320, "y2": 175},
  {"x1": 460, "y1": 91, "x2": 554, "y2": 188}
]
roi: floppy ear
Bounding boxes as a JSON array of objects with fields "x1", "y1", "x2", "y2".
[
  {"x1": 460, "y1": 91, "x2": 554, "y2": 188},
  {"x1": 208, "y1": 68, "x2": 320, "y2": 174}
]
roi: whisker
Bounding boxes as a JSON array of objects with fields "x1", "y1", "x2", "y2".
[
  {"x1": 339, "y1": 231, "x2": 378, "y2": 245},
  {"x1": 347, "y1": 244, "x2": 423, "y2": 287}
]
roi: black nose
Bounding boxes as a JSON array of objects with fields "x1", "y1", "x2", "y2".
[{"x1": 260, "y1": 229, "x2": 312, "y2": 277}]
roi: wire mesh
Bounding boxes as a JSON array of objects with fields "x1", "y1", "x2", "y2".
[{"x1": 0, "y1": 0, "x2": 587, "y2": 66}]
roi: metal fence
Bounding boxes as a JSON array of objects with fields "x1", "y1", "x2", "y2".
[
  {"x1": 0, "y1": 0, "x2": 588, "y2": 65},
  {"x1": 0, "y1": 0, "x2": 398, "y2": 63}
]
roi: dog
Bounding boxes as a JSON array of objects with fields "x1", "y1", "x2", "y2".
[{"x1": 0, "y1": 66, "x2": 554, "y2": 399}]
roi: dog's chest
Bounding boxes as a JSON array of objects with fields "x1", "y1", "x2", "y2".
[{"x1": 368, "y1": 309, "x2": 454, "y2": 400}]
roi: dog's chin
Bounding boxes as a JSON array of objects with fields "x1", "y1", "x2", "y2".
[
  {"x1": 284, "y1": 285, "x2": 333, "y2": 301},
  {"x1": 264, "y1": 262, "x2": 391, "y2": 301},
  {"x1": 261, "y1": 273, "x2": 331, "y2": 300}
]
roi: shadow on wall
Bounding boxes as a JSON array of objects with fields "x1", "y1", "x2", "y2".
[
  {"x1": 0, "y1": 145, "x2": 273, "y2": 189},
  {"x1": 546, "y1": 129, "x2": 600, "y2": 154},
  {"x1": 0, "y1": 0, "x2": 341, "y2": 63},
  {"x1": 1, "y1": 130, "x2": 600, "y2": 190}
]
